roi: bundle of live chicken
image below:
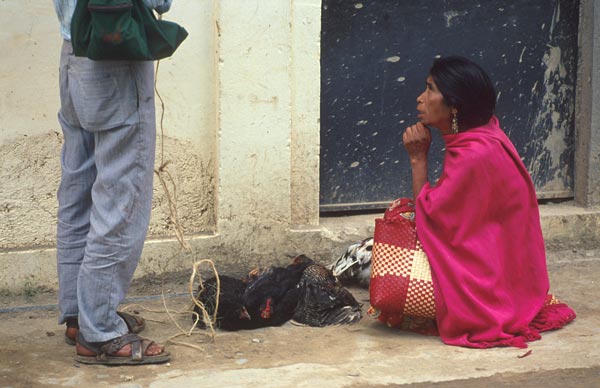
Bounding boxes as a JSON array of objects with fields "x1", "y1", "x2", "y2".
[{"x1": 193, "y1": 254, "x2": 365, "y2": 331}]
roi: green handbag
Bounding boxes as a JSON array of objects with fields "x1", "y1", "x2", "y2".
[{"x1": 71, "y1": 0, "x2": 188, "y2": 61}]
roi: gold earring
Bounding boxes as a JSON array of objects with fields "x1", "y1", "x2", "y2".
[{"x1": 451, "y1": 109, "x2": 459, "y2": 134}]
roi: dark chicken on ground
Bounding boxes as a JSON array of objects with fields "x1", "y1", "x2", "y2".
[
  {"x1": 193, "y1": 260, "x2": 310, "y2": 331},
  {"x1": 241, "y1": 258, "x2": 313, "y2": 327},
  {"x1": 292, "y1": 255, "x2": 363, "y2": 327},
  {"x1": 193, "y1": 275, "x2": 252, "y2": 331},
  {"x1": 193, "y1": 255, "x2": 362, "y2": 330}
]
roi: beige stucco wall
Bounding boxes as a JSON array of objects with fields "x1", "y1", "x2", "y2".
[
  {"x1": 0, "y1": 1, "x2": 217, "y2": 248},
  {"x1": 3, "y1": 1, "x2": 596, "y2": 293},
  {"x1": 0, "y1": 0, "x2": 322, "y2": 291}
]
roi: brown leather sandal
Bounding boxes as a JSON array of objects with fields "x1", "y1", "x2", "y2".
[
  {"x1": 75, "y1": 332, "x2": 171, "y2": 365},
  {"x1": 64, "y1": 312, "x2": 146, "y2": 346}
]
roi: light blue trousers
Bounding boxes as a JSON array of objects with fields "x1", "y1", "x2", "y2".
[{"x1": 56, "y1": 41, "x2": 156, "y2": 343}]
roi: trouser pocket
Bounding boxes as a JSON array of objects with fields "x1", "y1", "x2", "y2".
[{"x1": 69, "y1": 61, "x2": 139, "y2": 131}]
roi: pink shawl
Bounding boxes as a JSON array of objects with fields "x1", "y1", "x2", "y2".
[{"x1": 415, "y1": 116, "x2": 575, "y2": 348}]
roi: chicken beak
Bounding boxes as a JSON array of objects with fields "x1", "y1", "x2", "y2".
[{"x1": 240, "y1": 306, "x2": 251, "y2": 320}]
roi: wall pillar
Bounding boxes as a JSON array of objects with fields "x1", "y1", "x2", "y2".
[
  {"x1": 575, "y1": 0, "x2": 600, "y2": 207},
  {"x1": 216, "y1": 1, "x2": 295, "y2": 254},
  {"x1": 290, "y1": 0, "x2": 322, "y2": 228}
]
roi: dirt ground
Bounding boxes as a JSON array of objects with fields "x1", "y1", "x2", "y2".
[{"x1": 1, "y1": 249, "x2": 599, "y2": 388}]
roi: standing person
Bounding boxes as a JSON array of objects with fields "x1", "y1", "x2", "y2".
[
  {"x1": 53, "y1": 0, "x2": 173, "y2": 364},
  {"x1": 400, "y1": 55, "x2": 575, "y2": 348}
]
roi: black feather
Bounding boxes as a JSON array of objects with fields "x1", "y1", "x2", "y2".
[
  {"x1": 242, "y1": 258, "x2": 313, "y2": 327},
  {"x1": 193, "y1": 275, "x2": 253, "y2": 331},
  {"x1": 292, "y1": 256, "x2": 363, "y2": 327}
]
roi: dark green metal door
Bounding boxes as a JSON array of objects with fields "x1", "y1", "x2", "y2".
[{"x1": 320, "y1": 0, "x2": 579, "y2": 211}]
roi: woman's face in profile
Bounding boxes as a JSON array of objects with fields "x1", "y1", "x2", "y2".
[{"x1": 416, "y1": 76, "x2": 453, "y2": 133}]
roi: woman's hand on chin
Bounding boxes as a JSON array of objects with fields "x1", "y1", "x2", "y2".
[{"x1": 403, "y1": 122, "x2": 431, "y2": 163}]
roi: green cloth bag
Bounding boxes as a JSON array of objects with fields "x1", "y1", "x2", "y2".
[{"x1": 71, "y1": 0, "x2": 188, "y2": 61}]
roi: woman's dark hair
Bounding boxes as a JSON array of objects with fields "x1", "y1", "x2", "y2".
[{"x1": 429, "y1": 56, "x2": 496, "y2": 130}]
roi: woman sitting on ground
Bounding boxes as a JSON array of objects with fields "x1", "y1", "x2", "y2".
[{"x1": 398, "y1": 56, "x2": 575, "y2": 348}]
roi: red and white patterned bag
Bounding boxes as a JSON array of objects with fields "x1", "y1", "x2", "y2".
[{"x1": 368, "y1": 198, "x2": 436, "y2": 323}]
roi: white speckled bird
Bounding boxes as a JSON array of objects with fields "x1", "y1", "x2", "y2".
[{"x1": 330, "y1": 237, "x2": 373, "y2": 288}]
